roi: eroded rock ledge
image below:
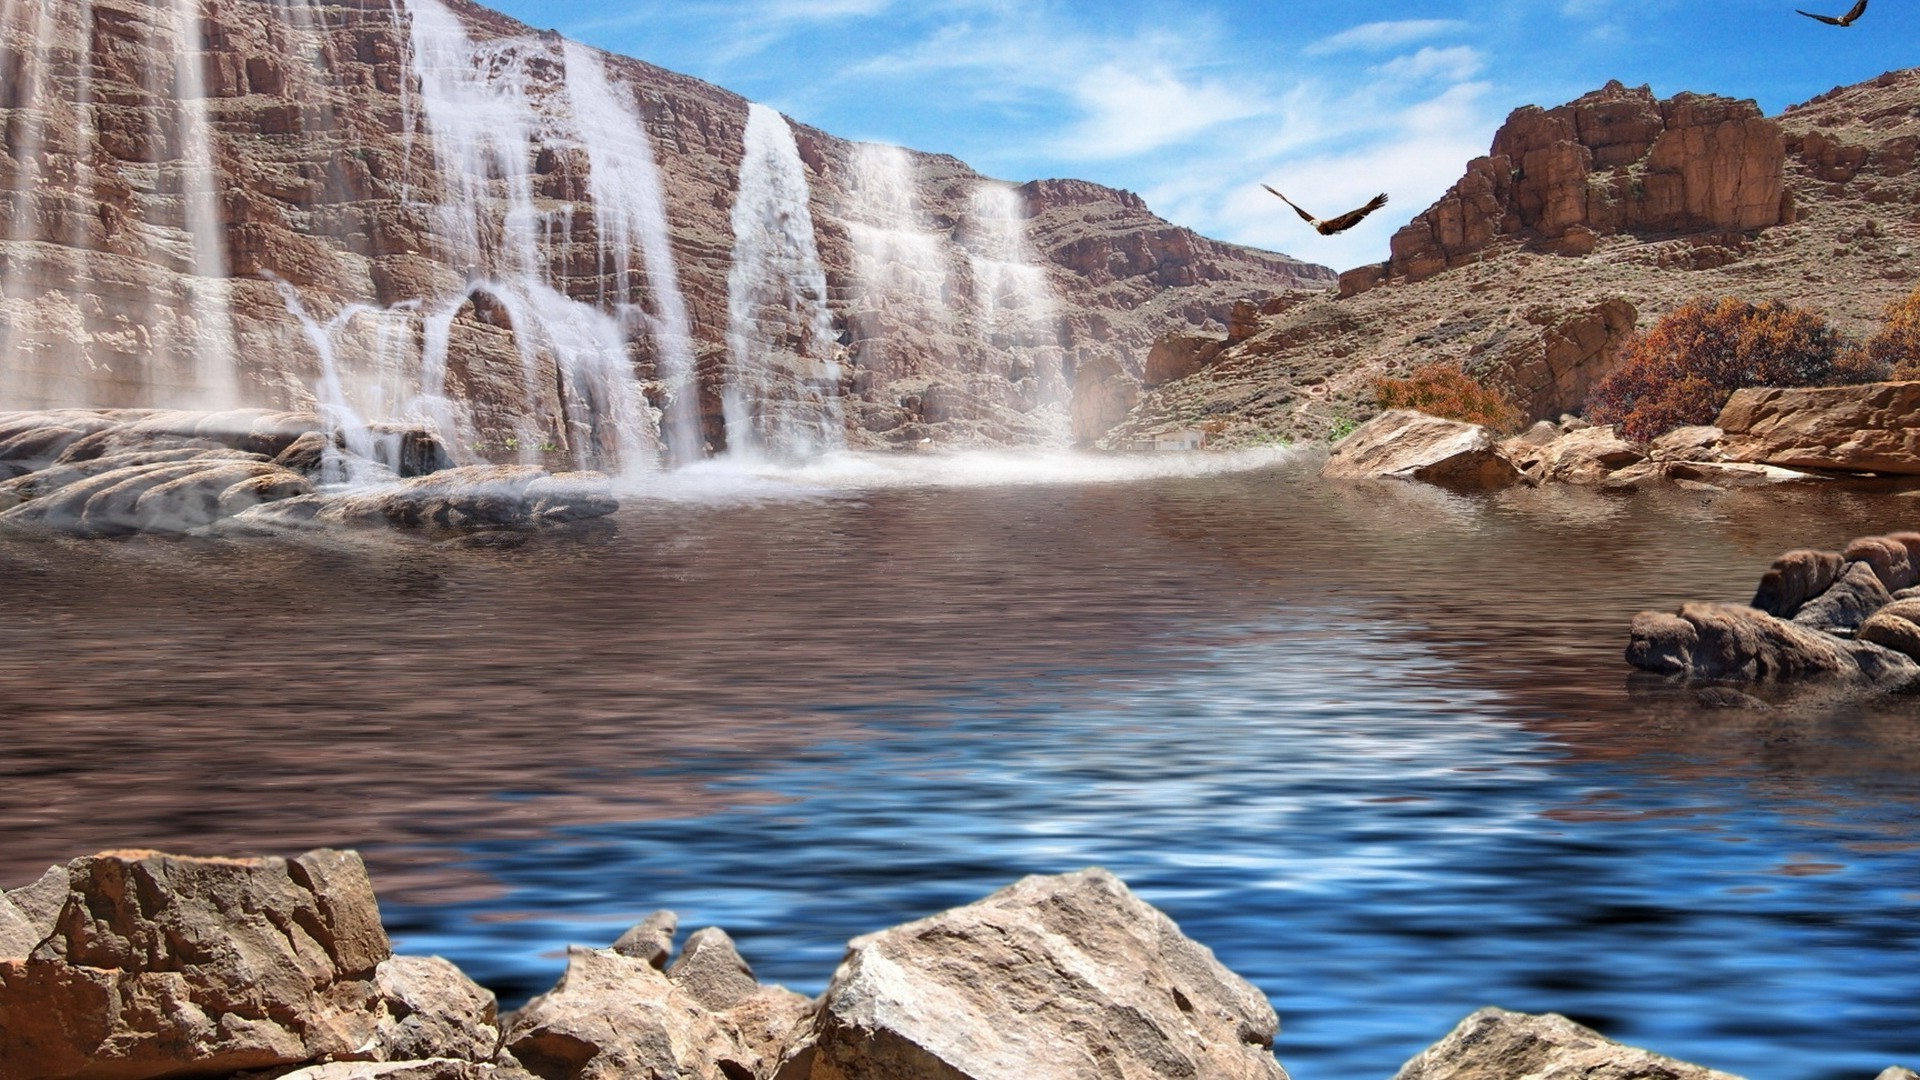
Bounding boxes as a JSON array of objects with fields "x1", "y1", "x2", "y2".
[
  {"x1": 0, "y1": 410, "x2": 617, "y2": 539},
  {"x1": 2, "y1": 848, "x2": 1884, "y2": 1080}
]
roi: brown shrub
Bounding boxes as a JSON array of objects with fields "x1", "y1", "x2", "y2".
[
  {"x1": 1588, "y1": 298, "x2": 1859, "y2": 441},
  {"x1": 1862, "y1": 283, "x2": 1920, "y2": 379},
  {"x1": 1372, "y1": 362, "x2": 1524, "y2": 433}
]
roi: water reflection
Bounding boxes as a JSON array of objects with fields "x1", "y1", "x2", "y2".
[{"x1": 1, "y1": 457, "x2": 1917, "y2": 1080}]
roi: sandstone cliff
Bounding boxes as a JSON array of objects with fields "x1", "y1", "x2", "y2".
[
  {"x1": 1109, "y1": 69, "x2": 1920, "y2": 446},
  {"x1": 0, "y1": 0, "x2": 1331, "y2": 465}
]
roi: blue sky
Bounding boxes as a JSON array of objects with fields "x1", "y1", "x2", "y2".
[{"x1": 487, "y1": 0, "x2": 1917, "y2": 272}]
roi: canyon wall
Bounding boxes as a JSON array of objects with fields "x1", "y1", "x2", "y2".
[{"x1": 0, "y1": 0, "x2": 1331, "y2": 469}]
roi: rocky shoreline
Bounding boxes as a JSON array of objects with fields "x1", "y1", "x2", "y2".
[
  {"x1": 0, "y1": 848, "x2": 1908, "y2": 1080},
  {"x1": 1321, "y1": 380, "x2": 1920, "y2": 493},
  {"x1": 0, "y1": 410, "x2": 618, "y2": 540}
]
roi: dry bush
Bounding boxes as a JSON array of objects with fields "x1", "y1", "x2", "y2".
[
  {"x1": 1861, "y1": 283, "x2": 1920, "y2": 379},
  {"x1": 1588, "y1": 298, "x2": 1859, "y2": 441},
  {"x1": 1372, "y1": 362, "x2": 1524, "y2": 433}
]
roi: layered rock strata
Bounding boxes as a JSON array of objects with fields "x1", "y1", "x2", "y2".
[
  {"x1": 1, "y1": 847, "x2": 1823, "y2": 1080},
  {"x1": 0, "y1": 408, "x2": 616, "y2": 537}
]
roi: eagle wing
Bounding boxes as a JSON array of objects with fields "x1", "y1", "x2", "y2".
[
  {"x1": 1797, "y1": 8, "x2": 1842, "y2": 23},
  {"x1": 1316, "y1": 193, "x2": 1390, "y2": 235},
  {"x1": 1262, "y1": 184, "x2": 1318, "y2": 226},
  {"x1": 1842, "y1": 0, "x2": 1868, "y2": 23}
]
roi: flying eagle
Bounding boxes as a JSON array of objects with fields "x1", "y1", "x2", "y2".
[
  {"x1": 1262, "y1": 185, "x2": 1389, "y2": 236},
  {"x1": 1797, "y1": 0, "x2": 1867, "y2": 25}
]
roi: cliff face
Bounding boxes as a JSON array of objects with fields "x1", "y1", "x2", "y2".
[
  {"x1": 1364, "y1": 81, "x2": 1790, "y2": 291},
  {"x1": 0, "y1": 0, "x2": 1331, "y2": 465},
  {"x1": 1109, "y1": 70, "x2": 1920, "y2": 446}
]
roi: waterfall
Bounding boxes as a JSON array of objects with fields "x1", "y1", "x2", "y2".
[
  {"x1": 846, "y1": 143, "x2": 947, "y2": 313},
  {"x1": 965, "y1": 182, "x2": 1068, "y2": 439},
  {"x1": 724, "y1": 103, "x2": 842, "y2": 461},
  {"x1": 164, "y1": 0, "x2": 242, "y2": 409},
  {"x1": 561, "y1": 42, "x2": 700, "y2": 465}
]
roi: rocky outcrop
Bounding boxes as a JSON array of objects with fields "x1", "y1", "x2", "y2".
[
  {"x1": 1486, "y1": 298, "x2": 1639, "y2": 422},
  {"x1": 0, "y1": 849, "x2": 395, "y2": 1080},
  {"x1": 1390, "y1": 1007, "x2": 1741, "y2": 1080},
  {"x1": 1627, "y1": 533, "x2": 1920, "y2": 689},
  {"x1": 1321, "y1": 410, "x2": 1522, "y2": 489},
  {"x1": 1718, "y1": 383, "x2": 1920, "y2": 476},
  {"x1": 1377, "y1": 82, "x2": 1788, "y2": 287},
  {"x1": 779, "y1": 868, "x2": 1286, "y2": 1080},
  {"x1": 1069, "y1": 354, "x2": 1141, "y2": 447},
  {"x1": 315, "y1": 466, "x2": 617, "y2": 532}
]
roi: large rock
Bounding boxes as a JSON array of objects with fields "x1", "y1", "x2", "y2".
[
  {"x1": 1390, "y1": 1007, "x2": 1741, "y2": 1080},
  {"x1": 0, "y1": 849, "x2": 393, "y2": 1080},
  {"x1": 780, "y1": 868, "x2": 1287, "y2": 1080},
  {"x1": 1533, "y1": 424, "x2": 1644, "y2": 485},
  {"x1": 1381, "y1": 81, "x2": 1786, "y2": 287},
  {"x1": 354, "y1": 956, "x2": 501, "y2": 1066},
  {"x1": 1625, "y1": 601, "x2": 1916, "y2": 686},
  {"x1": 0, "y1": 459, "x2": 313, "y2": 536},
  {"x1": 1323, "y1": 410, "x2": 1522, "y2": 489},
  {"x1": 1857, "y1": 599, "x2": 1920, "y2": 662},
  {"x1": 1718, "y1": 383, "x2": 1920, "y2": 476}
]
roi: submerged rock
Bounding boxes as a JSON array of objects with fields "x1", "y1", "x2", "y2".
[
  {"x1": 1792, "y1": 561, "x2": 1894, "y2": 635},
  {"x1": 1751, "y1": 549, "x2": 1845, "y2": 618},
  {"x1": 1391, "y1": 1007, "x2": 1741, "y2": 1080},
  {"x1": 780, "y1": 867, "x2": 1288, "y2": 1080},
  {"x1": 317, "y1": 466, "x2": 617, "y2": 532}
]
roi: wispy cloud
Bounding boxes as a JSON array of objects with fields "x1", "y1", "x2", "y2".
[
  {"x1": 1373, "y1": 45, "x2": 1487, "y2": 85},
  {"x1": 1303, "y1": 19, "x2": 1467, "y2": 57}
]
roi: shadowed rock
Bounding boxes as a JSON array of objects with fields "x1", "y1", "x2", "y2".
[
  {"x1": 1791, "y1": 561, "x2": 1894, "y2": 635},
  {"x1": 1627, "y1": 601, "x2": 1917, "y2": 685},
  {"x1": 778, "y1": 867, "x2": 1288, "y2": 1080},
  {"x1": 1858, "y1": 599, "x2": 1920, "y2": 661},
  {"x1": 1751, "y1": 549, "x2": 1845, "y2": 618},
  {"x1": 1390, "y1": 1007, "x2": 1741, "y2": 1080},
  {"x1": 318, "y1": 466, "x2": 616, "y2": 531}
]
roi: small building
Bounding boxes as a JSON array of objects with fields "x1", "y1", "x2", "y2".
[{"x1": 1124, "y1": 427, "x2": 1208, "y2": 452}]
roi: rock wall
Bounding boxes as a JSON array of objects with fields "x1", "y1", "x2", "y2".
[
  {"x1": 0, "y1": 0, "x2": 1331, "y2": 465},
  {"x1": 1377, "y1": 81, "x2": 1789, "y2": 286}
]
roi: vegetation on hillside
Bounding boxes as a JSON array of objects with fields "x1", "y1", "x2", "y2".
[
  {"x1": 1862, "y1": 283, "x2": 1920, "y2": 379},
  {"x1": 1371, "y1": 362, "x2": 1524, "y2": 434},
  {"x1": 1587, "y1": 298, "x2": 1881, "y2": 441}
]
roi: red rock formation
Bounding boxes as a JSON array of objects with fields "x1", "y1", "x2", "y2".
[{"x1": 1375, "y1": 81, "x2": 1789, "y2": 287}]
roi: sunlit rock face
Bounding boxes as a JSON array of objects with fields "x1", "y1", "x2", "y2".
[
  {"x1": 0, "y1": 0, "x2": 1331, "y2": 473},
  {"x1": 1378, "y1": 81, "x2": 1789, "y2": 286}
]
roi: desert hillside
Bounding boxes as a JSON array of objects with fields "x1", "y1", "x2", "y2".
[{"x1": 1106, "y1": 70, "x2": 1920, "y2": 448}]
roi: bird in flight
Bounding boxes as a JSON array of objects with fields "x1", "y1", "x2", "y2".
[
  {"x1": 1797, "y1": 0, "x2": 1867, "y2": 25},
  {"x1": 1262, "y1": 185, "x2": 1390, "y2": 236}
]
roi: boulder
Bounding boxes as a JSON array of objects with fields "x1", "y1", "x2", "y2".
[
  {"x1": 0, "y1": 849, "x2": 392, "y2": 1080},
  {"x1": 780, "y1": 868, "x2": 1287, "y2": 1080},
  {"x1": 353, "y1": 955, "x2": 501, "y2": 1065},
  {"x1": 1626, "y1": 601, "x2": 1908, "y2": 684},
  {"x1": 525, "y1": 472, "x2": 619, "y2": 524},
  {"x1": 502, "y1": 947, "x2": 762, "y2": 1080},
  {"x1": 1390, "y1": 1007, "x2": 1740, "y2": 1080},
  {"x1": 1875, "y1": 1069, "x2": 1919, "y2": 1080},
  {"x1": 1534, "y1": 424, "x2": 1644, "y2": 485},
  {"x1": 1751, "y1": 549, "x2": 1845, "y2": 618},
  {"x1": 1842, "y1": 535, "x2": 1918, "y2": 592},
  {"x1": 1718, "y1": 382, "x2": 1920, "y2": 476},
  {"x1": 1857, "y1": 599, "x2": 1920, "y2": 661},
  {"x1": 1322, "y1": 409, "x2": 1521, "y2": 489},
  {"x1": 668, "y1": 928, "x2": 762, "y2": 1012},
  {"x1": 1, "y1": 447, "x2": 268, "y2": 501},
  {"x1": 1648, "y1": 425, "x2": 1726, "y2": 463},
  {"x1": 1662, "y1": 460, "x2": 1824, "y2": 487},
  {"x1": 1791, "y1": 561, "x2": 1894, "y2": 635}
]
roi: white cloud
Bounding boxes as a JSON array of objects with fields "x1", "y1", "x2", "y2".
[
  {"x1": 1303, "y1": 19, "x2": 1467, "y2": 57},
  {"x1": 1058, "y1": 65, "x2": 1271, "y2": 159},
  {"x1": 1372, "y1": 46, "x2": 1487, "y2": 86}
]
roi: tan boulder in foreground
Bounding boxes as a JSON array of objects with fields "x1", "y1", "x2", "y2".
[
  {"x1": 1323, "y1": 410, "x2": 1522, "y2": 489},
  {"x1": 1391, "y1": 1007, "x2": 1742, "y2": 1080},
  {"x1": 781, "y1": 867, "x2": 1288, "y2": 1080}
]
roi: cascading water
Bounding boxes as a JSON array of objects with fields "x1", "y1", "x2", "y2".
[
  {"x1": 964, "y1": 182, "x2": 1069, "y2": 440},
  {"x1": 845, "y1": 143, "x2": 947, "y2": 317},
  {"x1": 560, "y1": 42, "x2": 700, "y2": 465},
  {"x1": 723, "y1": 103, "x2": 843, "y2": 461}
]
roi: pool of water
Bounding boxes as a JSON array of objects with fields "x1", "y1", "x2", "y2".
[{"x1": 2, "y1": 452, "x2": 1916, "y2": 1079}]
